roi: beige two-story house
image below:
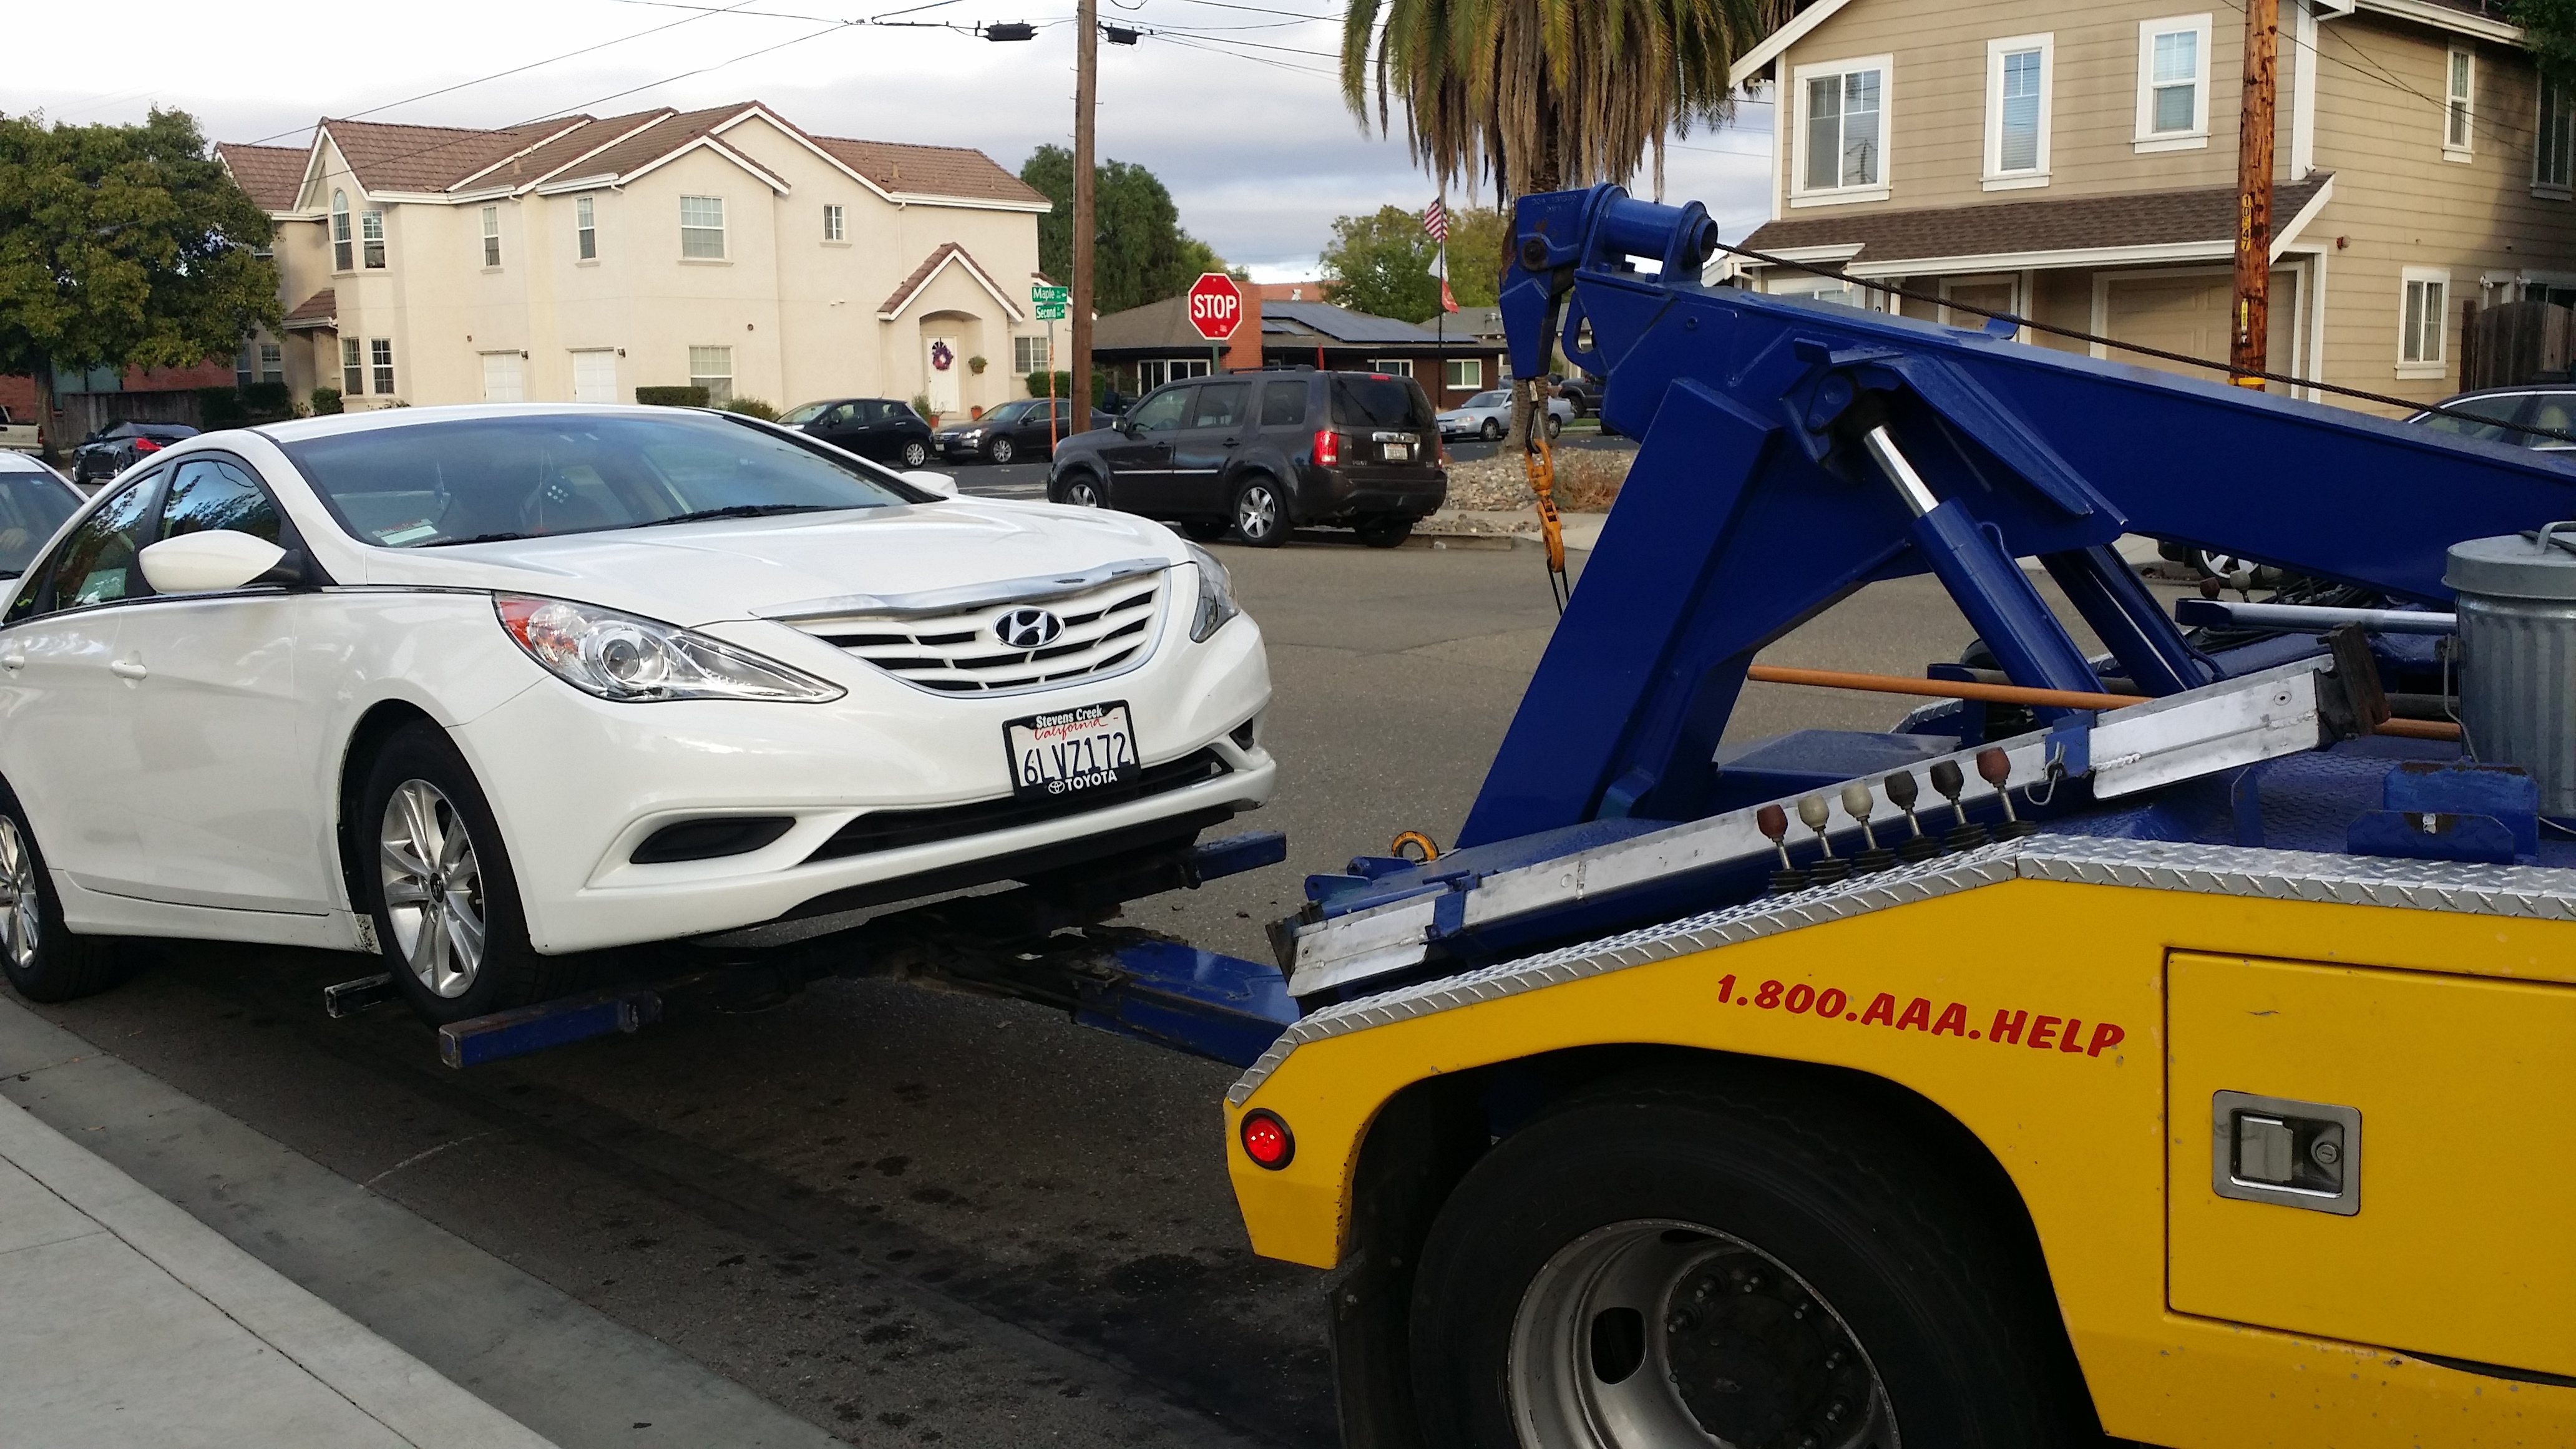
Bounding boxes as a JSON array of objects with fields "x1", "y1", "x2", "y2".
[
  {"x1": 218, "y1": 102, "x2": 1054, "y2": 416},
  {"x1": 1732, "y1": 0, "x2": 2576, "y2": 407}
]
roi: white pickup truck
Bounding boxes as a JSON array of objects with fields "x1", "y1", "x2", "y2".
[{"x1": 0, "y1": 406, "x2": 39, "y2": 454}]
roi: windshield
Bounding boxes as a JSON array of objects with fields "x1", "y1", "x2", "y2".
[
  {"x1": 2413, "y1": 394, "x2": 2536, "y2": 447},
  {"x1": 1466, "y1": 391, "x2": 1507, "y2": 409},
  {"x1": 1333, "y1": 375, "x2": 1435, "y2": 429},
  {"x1": 279, "y1": 413, "x2": 924, "y2": 549},
  {"x1": 0, "y1": 474, "x2": 79, "y2": 577},
  {"x1": 776, "y1": 401, "x2": 834, "y2": 425},
  {"x1": 982, "y1": 401, "x2": 1030, "y2": 423}
]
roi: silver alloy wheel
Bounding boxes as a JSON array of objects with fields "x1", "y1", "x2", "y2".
[
  {"x1": 902, "y1": 441, "x2": 929, "y2": 467},
  {"x1": 1482, "y1": 418, "x2": 1503, "y2": 440},
  {"x1": 1063, "y1": 477, "x2": 1103, "y2": 507},
  {"x1": 1510, "y1": 1218, "x2": 1899, "y2": 1449},
  {"x1": 990, "y1": 436, "x2": 1017, "y2": 464},
  {"x1": 1237, "y1": 483, "x2": 1280, "y2": 540},
  {"x1": 379, "y1": 779, "x2": 487, "y2": 999},
  {"x1": 0, "y1": 816, "x2": 40, "y2": 971}
]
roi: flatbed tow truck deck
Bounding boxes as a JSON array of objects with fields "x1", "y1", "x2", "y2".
[{"x1": 359, "y1": 185, "x2": 2576, "y2": 1447}]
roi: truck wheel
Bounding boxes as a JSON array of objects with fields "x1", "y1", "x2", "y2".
[
  {"x1": 0, "y1": 788, "x2": 130, "y2": 1003},
  {"x1": 361, "y1": 723, "x2": 562, "y2": 1025},
  {"x1": 1410, "y1": 1081, "x2": 2092, "y2": 1449}
]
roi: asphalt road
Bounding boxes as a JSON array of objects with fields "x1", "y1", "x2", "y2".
[{"x1": 9, "y1": 535, "x2": 2154, "y2": 1448}]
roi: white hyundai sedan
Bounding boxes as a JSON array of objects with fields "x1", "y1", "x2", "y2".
[{"x1": 0, "y1": 405, "x2": 1274, "y2": 1022}]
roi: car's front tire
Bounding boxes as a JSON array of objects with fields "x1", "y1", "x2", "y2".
[
  {"x1": 361, "y1": 723, "x2": 563, "y2": 1025},
  {"x1": 1233, "y1": 476, "x2": 1288, "y2": 547},
  {"x1": 1480, "y1": 418, "x2": 1503, "y2": 441},
  {"x1": 1060, "y1": 472, "x2": 1105, "y2": 507},
  {"x1": 988, "y1": 436, "x2": 1018, "y2": 465},
  {"x1": 0, "y1": 786, "x2": 130, "y2": 1004},
  {"x1": 900, "y1": 439, "x2": 930, "y2": 469},
  {"x1": 1544, "y1": 414, "x2": 1564, "y2": 439}
]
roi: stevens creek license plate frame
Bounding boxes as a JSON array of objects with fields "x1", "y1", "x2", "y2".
[{"x1": 1005, "y1": 700, "x2": 1141, "y2": 800}]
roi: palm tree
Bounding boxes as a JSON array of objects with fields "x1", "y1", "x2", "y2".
[{"x1": 1344, "y1": 0, "x2": 1783, "y2": 442}]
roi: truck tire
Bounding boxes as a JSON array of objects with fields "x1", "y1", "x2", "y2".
[
  {"x1": 1408, "y1": 1078, "x2": 2095, "y2": 1449},
  {"x1": 361, "y1": 723, "x2": 564, "y2": 1025},
  {"x1": 0, "y1": 786, "x2": 130, "y2": 1003}
]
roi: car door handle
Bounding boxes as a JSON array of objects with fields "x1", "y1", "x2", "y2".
[
  {"x1": 109, "y1": 659, "x2": 147, "y2": 681},
  {"x1": 1222, "y1": 437, "x2": 1240, "y2": 446},
  {"x1": 0, "y1": 653, "x2": 21, "y2": 672}
]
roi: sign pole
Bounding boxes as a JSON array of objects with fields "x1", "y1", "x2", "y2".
[{"x1": 1049, "y1": 315, "x2": 1059, "y2": 452}]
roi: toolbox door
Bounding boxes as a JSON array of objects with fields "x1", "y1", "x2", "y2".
[{"x1": 2167, "y1": 952, "x2": 2576, "y2": 1378}]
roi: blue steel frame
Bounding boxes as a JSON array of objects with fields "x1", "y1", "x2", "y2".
[{"x1": 1461, "y1": 186, "x2": 2576, "y2": 847}]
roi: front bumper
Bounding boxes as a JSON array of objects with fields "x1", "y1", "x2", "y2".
[
  {"x1": 451, "y1": 584, "x2": 1274, "y2": 954},
  {"x1": 937, "y1": 434, "x2": 990, "y2": 459}
]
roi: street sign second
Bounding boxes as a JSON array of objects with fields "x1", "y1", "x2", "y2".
[
  {"x1": 1032, "y1": 283, "x2": 1068, "y2": 320},
  {"x1": 1188, "y1": 273, "x2": 1243, "y2": 342}
]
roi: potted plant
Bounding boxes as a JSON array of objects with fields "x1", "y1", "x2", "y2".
[
  {"x1": 913, "y1": 391, "x2": 937, "y2": 427},
  {"x1": 967, "y1": 354, "x2": 988, "y2": 375}
]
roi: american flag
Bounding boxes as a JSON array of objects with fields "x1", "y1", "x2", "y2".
[{"x1": 1422, "y1": 198, "x2": 1448, "y2": 243}]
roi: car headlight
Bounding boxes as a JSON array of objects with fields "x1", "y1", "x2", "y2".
[
  {"x1": 1183, "y1": 542, "x2": 1238, "y2": 642},
  {"x1": 959, "y1": 429, "x2": 984, "y2": 441},
  {"x1": 495, "y1": 595, "x2": 844, "y2": 703}
]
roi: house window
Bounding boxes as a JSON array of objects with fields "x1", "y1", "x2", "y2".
[
  {"x1": 1370, "y1": 358, "x2": 1415, "y2": 378},
  {"x1": 361, "y1": 209, "x2": 386, "y2": 268},
  {"x1": 1985, "y1": 34, "x2": 2052, "y2": 185},
  {"x1": 259, "y1": 343, "x2": 282, "y2": 385},
  {"x1": 331, "y1": 190, "x2": 353, "y2": 271},
  {"x1": 1445, "y1": 357, "x2": 1483, "y2": 390},
  {"x1": 1138, "y1": 358, "x2": 1211, "y2": 389},
  {"x1": 234, "y1": 348, "x2": 254, "y2": 388},
  {"x1": 689, "y1": 345, "x2": 734, "y2": 404},
  {"x1": 2135, "y1": 16, "x2": 2212, "y2": 149},
  {"x1": 1796, "y1": 59, "x2": 1889, "y2": 196},
  {"x1": 2446, "y1": 47, "x2": 2474, "y2": 157},
  {"x1": 681, "y1": 195, "x2": 726, "y2": 259},
  {"x1": 2400, "y1": 268, "x2": 2451, "y2": 375},
  {"x1": 341, "y1": 338, "x2": 364, "y2": 395},
  {"x1": 576, "y1": 196, "x2": 597, "y2": 260},
  {"x1": 1013, "y1": 334, "x2": 1051, "y2": 375},
  {"x1": 370, "y1": 338, "x2": 396, "y2": 396},
  {"x1": 1770, "y1": 272, "x2": 1866, "y2": 310},
  {"x1": 2540, "y1": 82, "x2": 2574, "y2": 193},
  {"x1": 481, "y1": 206, "x2": 501, "y2": 268},
  {"x1": 824, "y1": 203, "x2": 846, "y2": 242}
]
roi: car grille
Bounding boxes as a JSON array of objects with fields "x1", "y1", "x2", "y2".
[
  {"x1": 804, "y1": 748, "x2": 1230, "y2": 862},
  {"x1": 789, "y1": 574, "x2": 1165, "y2": 695}
]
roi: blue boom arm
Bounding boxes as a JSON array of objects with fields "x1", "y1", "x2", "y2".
[{"x1": 1462, "y1": 185, "x2": 2576, "y2": 847}]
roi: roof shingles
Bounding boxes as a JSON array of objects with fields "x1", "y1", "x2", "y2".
[
  {"x1": 1739, "y1": 175, "x2": 2334, "y2": 266},
  {"x1": 217, "y1": 143, "x2": 307, "y2": 211}
]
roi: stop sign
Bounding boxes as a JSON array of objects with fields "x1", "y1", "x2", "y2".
[{"x1": 1187, "y1": 272, "x2": 1244, "y2": 342}]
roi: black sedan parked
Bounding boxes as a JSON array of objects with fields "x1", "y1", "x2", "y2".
[
  {"x1": 1046, "y1": 369, "x2": 1444, "y2": 547},
  {"x1": 777, "y1": 398, "x2": 937, "y2": 469},
  {"x1": 935, "y1": 397, "x2": 1117, "y2": 464},
  {"x1": 71, "y1": 421, "x2": 198, "y2": 487}
]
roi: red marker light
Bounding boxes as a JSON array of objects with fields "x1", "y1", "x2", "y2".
[
  {"x1": 132, "y1": 437, "x2": 163, "y2": 454},
  {"x1": 1312, "y1": 429, "x2": 1340, "y2": 467},
  {"x1": 1239, "y1": 1109, "x2": 1294, "y2": 1169}
]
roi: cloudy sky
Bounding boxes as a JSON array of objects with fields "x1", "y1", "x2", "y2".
[{"x1": 11, "y1": 0, "x2": 1776, "y2": 280}]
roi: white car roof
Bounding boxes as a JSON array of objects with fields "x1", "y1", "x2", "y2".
[{"x1": 253, "y1": 401, "x2": 716, "y2": 444}]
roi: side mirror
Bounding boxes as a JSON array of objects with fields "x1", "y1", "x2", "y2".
[
  {"x1": 139, "y1": 530, "x2": 299, "y2": 594},
  {"x1": 900, "y1": 469, "x2": 960, "y2": 499}
]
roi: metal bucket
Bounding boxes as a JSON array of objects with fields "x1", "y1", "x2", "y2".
[{"x1": 2447, "y1": 524, "x2": 2576, "y2": 817}]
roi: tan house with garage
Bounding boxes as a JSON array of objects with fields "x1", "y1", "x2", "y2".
[
  {"x1": 217, "y1": 102, "x2": 1053, "y2": 416},
  {"x1": 1732, "y1": 0, "x2": 2576, "y2": 408}
]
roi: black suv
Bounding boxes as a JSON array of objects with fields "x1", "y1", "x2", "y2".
[
  {"x1": 778, "y1": 398, "x2": 937, "y2": 469},
  {"x1": 1045, "y1": 369, "x2": 1444, "y2": 547}
]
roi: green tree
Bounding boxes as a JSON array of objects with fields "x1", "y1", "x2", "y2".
[
  {"x1": 1443, "y1": 204, "x2": 1508, "y2": 309},
  {"x1": 2512, "y1": 1, "x2": 2576, "y2": 79},
  {"x1": 1321, "y1": 205, "x2": 1442, "y2": 320},
  {"x1": 0, "y1": 109, "x2": 281, "y2": 457},
  {"x1": 1020, "y1": 146, "x2": 1239, "y2": 313}
]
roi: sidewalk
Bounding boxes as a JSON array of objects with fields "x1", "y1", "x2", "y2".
[{"x1": 0, "y1": 1091, "x2": 552, "y2": 1449}]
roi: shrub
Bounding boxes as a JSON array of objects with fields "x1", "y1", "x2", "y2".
[
  {"x1": 195, "y1": 386, "x2": 246, "y2": 426},
  {"x1": 1026, "y1": 368, "x2": 1114, "y2": 404},
  {"x1": 720, "y1": 396, "x2": 779, "y2": 421},
  {"x1": 238, "y1": 381, "x2": 293, "y2": 417},
  {"x1": 636, "y1": 385, "x2": 711, "y2": 407},
  {"x1": 310, "y1": 386, "x2": 344, "y2": 416}
]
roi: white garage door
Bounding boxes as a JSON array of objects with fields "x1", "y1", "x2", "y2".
[
  {"x1": 481, "y1": 352, "x2": 523, "y2": 402},
  {"x1": 572, "y1": 350, "x2": 618, "y2": 404}
]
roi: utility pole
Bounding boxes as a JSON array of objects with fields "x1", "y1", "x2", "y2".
[
  {"x1": 2231, "y1": 0, "x2": 2278, "y2": 388},
  {"x1": 1069, "y1": 0, "x2": 1098, "y2": 431}
]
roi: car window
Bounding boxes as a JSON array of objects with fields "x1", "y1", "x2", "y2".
[
  {"x1": 0, "y1": 474, "x2": 79, "y2": 580},
  {"x1": 278, "y1": 414, "x2": 920, "y2": 549},
  {"x1": 1191, "y1": 382, "x2": 1251, "y2": 429},
  {"x1": 1128, "y1": 388, "x2": 1191, "y2": 434},
  {"x1": 2414, "y1": 394, "x2": 2530, "y2": 446},
  {"x1": 1259, "y1": 381, "x2": 1309, "y2": 429},
  {"x1": 14, "y1": 474, "x2": 160, "y2": 620},
  {"x1": 1470, "y1": 391, "x2": 1508, "y2": 409},
  {"x1": 776, "y1": 402, "x2": 831, "y2": 425},
  {"x1": 988, "y1": 401, "x2": 1030, "y2": 424},
  {"x1": 1332, "y1": 375, "x2": 1435, "y2": 429},
  {"x1": 159, "y1": 458, "x2": 285, "y2": 545},
  {"x1": 2522, "y1": 394, "x2": 2576, "y2": 447}
]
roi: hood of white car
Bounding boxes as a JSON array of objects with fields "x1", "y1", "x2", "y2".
[{"x1": 359, "y1": 499, "x2": 1183, "y2": 627}]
